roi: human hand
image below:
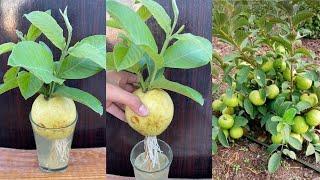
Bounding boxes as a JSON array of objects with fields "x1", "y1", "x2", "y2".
[{"x1": 106, "y1": 71, "x2": 149, "y2": 121}]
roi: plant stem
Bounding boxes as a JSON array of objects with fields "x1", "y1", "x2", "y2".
[
  {"x1": 290, "y1": 63, "x2": 294, "y2": 99},
  {"x1": 138, "y1": 73, "x2": 147, "y2": 93}
]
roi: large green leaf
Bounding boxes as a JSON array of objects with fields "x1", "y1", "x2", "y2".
[
  {"x1": 17, "y1": 71, "x2": 43, "y2": 99},
  {"x1": 106, "y1": 0, "x2": 158, "y2": 52},
  {"x1": 164, "y1": 33, "x2": 212, "y2": 69},
  {"x1": 0, "y1": 78, "x2": 18, "y2": 95},
  {"x1": 150, "y1": 76, "x2": 204, "y2": 105},
  {"x1": 54, "y1": 85, "x2": 103, "y2": 115},
  {"x1": 0, "y1": 43, "x2": 15, "y2": 56},
  {"x1": 3, "y1": 67, "x2": 19, "y2": 82},
  {"x1": 58, "y1": 55, "x2": 102, "y2": 79},
  {"x1": 8, "y1": 41, "x2": 63, "y2": 84},
  {"x1": 25, "y1": 10, "x2": 51, "y2": 41},
  {"x1": 113, "y1": 43, "x2": 144, "y2": 71},
  {"x1": 268, "y1": 152, "x2": 282, "y2": 173},
  {"x1": 25, "y1": 11, "x2": 66, "y2": 50},
  {"x1": 292, "y1": 11, "x2": 314, "y2": 27},
  {"x1": 138, "y1": 0, "x2": 171, "y2": 34},
  {"x1": 106, "y1": 52, "x2": 116, "y2": 71}
]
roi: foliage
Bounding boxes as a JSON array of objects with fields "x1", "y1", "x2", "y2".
[
  {"x1": 0, "y1": 8, "x2": 105, "y2": 115},
  {"x1": 212, "y1": 0, "x2": 320, "y2": 173},
  {"x1": 106, "y1": 0, "x2": 212, "y2": 105}
]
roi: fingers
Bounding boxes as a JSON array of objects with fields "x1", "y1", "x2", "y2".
[
  {"x1": 106, "y1": 102, "x2": 126, "y2": 122},
  {"x1": 106, "y1": 83, "x2": 149, "y2": 117}
]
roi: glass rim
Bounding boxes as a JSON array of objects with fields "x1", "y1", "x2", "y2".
[
  {"x1": 29, "y1": 112, "x2": 78, "y2": 130},
  {"x1": 130, "y1": 139, "x2": 173, "y2": 174}
]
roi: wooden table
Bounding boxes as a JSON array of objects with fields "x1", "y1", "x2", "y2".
[{"x1": 0, "y1": 147, "x2": 106, "y2": 180}]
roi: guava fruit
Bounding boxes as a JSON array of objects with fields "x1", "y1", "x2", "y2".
[
  {"x1": 312, "y1": 133, "x2": 320, "y2": 144},
  {"x1": 295, "y1": 75, "x2": 312, "y2": 90},
  {"x1": 249, "y1": 90, "x2": 266, "y2": 106},
  {"x1": 229, "y1": 127, "x2": 243, "y2": 139},
  {"x1": 212, "y1": 99, "x2": 224, "y2": 112},
  {"x1": 222, "y1": 107, "x2": 234, "y2": 115},
  {"x1": 223, "y1": 129, "x2": 229, "y2": 138},
  {"x1": 276, "y1": 45, "x2": 286, "y2": 55},
  {"x1": 273, "y1": 58, "x2": 286, "y2": 72},
  {"x1": 261, "y1": 59, "x2": 274, "y2": 72},
  {"x1": 266, "y1": 84, "x2": 279, "y2": 99},
  {"x1": 271, "y1": 133, "x2": 283, "y2": 144},
  {"x1": 218, "y1": 114, "x2": 234, "y2": 129},
  {"x1": 305, "y1": 109, "x2": 320, "y2": 127},
  {"x1": 283, "y1": 68, "x2": 296, "y2": 81},
  {"x1": 125, "y1": 88, "x2": 174, "y2": 136},
  {"x1": 292, "y1": 116, "x2": 309, "y2": 134},
  {"x1": 300, "y1": 93, "x2": 318, "y2": 106},
  {"x1": 290, "y1": 133, "x2": 303, "y2": 144},
  {"x1": 31, "y1": 95, "x2": 77, "y2": 140},
  {"x1": 222, "y1": 94, "x2": 239, "y2": 107}
]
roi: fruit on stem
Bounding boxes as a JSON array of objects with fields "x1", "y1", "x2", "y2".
[
  {"x1": 261, "y1": 59, "x2": 274, "y2": 72},
  {"x1": 305, "y1": 109, "x2": 320, "y2": 127},
  {"x1": 292, "y1": 116, "x2": 309, "y2": 134},
  {"x1": 222, "y1": 107, "x2": 234, "y2": 115},
  {"x1": 266, "y1": 84, "x2": 280, "y2": 99},
  {"x1": 249, "y1": 90, "x2": 266, "y2": 106},
  {"x1": 300, "y1": 93, "x2": 318, "y2": 107},
  {"x1": 273, "y1": 58, "x2": 286, "y2": 72},
  {"x1": 218, "y1": 114, "x2": 234, "y2": 129},
  {"x1": 229, "y1": 127, "x2": 244, "y2": 139},
  {"x1": 212, "y1": 99, "x2": 224, "y2": 112},
  {"x1": 271, "y1": 133, "x2": 283, "y2": 144},
  {"x1": 295, "y1": 75, "x2": 313, "y2": 90},
  {"x1": 222, "y1": 94, "x2": 239, "y2": 107}
]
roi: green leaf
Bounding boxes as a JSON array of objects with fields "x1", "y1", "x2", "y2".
[
  {"x1": 172, "y1": 0, "x2": 179, "y2": 22},
  {"x1": 0, "y1": 78, "x2": 18, "y2": 95},
  {"x1": 138, "y1": 0, "x2": 171, "y2": 34},
  {"x1": 267, "y1": 144, "x2": 280, "y2": 154},
  {"x1": 0, "y1": 42, "x2": 15, "y2": 56},
  {"x1": 218, "y1": 129, "x2": 229, "y2": 147},
  {"x1": 25, "y1": 9, "x2": 51, "y2": 41},
  {"x1": 68, "y1": 35, "x2": 106, "y2": 69},
  {"x1": 54, "y1": 85, "x2": 103, "y2": 115},
  {"x1": 106, "y1": 0, "x2": 158, "y2": 52},
  {"x1": 282, "y1": 108, "x2": 297, "y2": 125},
  {"x1": 3, "y1": 67, "x2": 19, "y2": 82},
  {"x1": 244, "y1": 98, "x2": 255, "y2": 119},
  {"x1": 106, "y1": 52, "x2": 116, "y2": 71},
  {"x1": 292, "y1": 11, "x2": 314, "y2": 27},
  {"x1": 113, "y1": 43, "x2": 144, "y2": 71},
  {"x1": 295, "y1": 47, "x2": 316, "y2": 59},
  {"x1": 288, "y1": 136, "x2": 302, "y2": 150},
  {"x1": 58, "y1": 56, "x2": 102, "y2": 79},
  {"x1": 212, "y1": 140, "x2": 218, "y2": 154},
  {"x1": 8, "y1": 41, "x2": 63, "y2": 84},
  {"x1": 17, "y1": 71, "x2": 43, "y2": 99},
  {"x1": 136, "y1": 6, "x2": 151, "y2": 21},
  {"x1": 268, "y1": 152, "x2": 281, "y2": 173},
  {"x1": 236, "y1": 66, "x2": 250, "y2": 84},
  {"x1": 254, "y1": 69, "x2": 266, "y2": 87},
  {"x1": 306, "y1": 143, "x2": 315, "y2": 156},
  {"x1": 24, "y1": 11, "x2": 66, "y2": 50},
  {"x1": 282, "y1": 149, "x2": 296, "y2": 160},
  {"x1": 233, "y1": 116, "x2": 248, "y2": 127},
  {"x1": 150, "y1": 76, "x2": 204, "y2": 105},
  {"x1": 270, "y1": 36, "x2": 292, "y2": 51},
  {"x1": 315, "y1": 152, "x2": 320, "y2": 163},
  {"x1": 271, "y1": 116, "x2": 283, "y2": 122},
  {"x1": 296, "y1": 101, "x2": 312, "y2": 112},
  {"x1": 164, "y1": 33, "x2": 212, "y2": 69}
]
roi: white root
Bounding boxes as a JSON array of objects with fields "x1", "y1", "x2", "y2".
[
  {"x1": 46, "y1": 138, "x2": 71, "y2": 168},
  {"x1": 143, "y1": 136, "x2": 162, "y2": 170}
]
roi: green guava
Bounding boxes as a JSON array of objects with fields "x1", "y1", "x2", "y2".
[
  {"x1": 266, "y1": 84, "x2": 279, "y2": 99},
  {"x1": 295, "y1": 75, "x2": 313, "y2": 90},
  {"x1": 222, "y1": 107, "x2": 234, "y2": 115},
  {"x1": 312, "y1": 133, "x2": 320, "y2": 144},
  {"x1": 305, "y1": 109, "x2": 320, "y2": 127},
  {"x1": 125, "y1": 89, "x2": 174, "y2": 136},
  {"x1": 31, "y1": 94, "x2": 77, "y2": 140},
  {"x1": 222, "y1": 94, "x2": 239, "y2": 108},
  {"x1": 218, "y1": 114, "x2": 234, "y2": 129},
  {"x1": 273, "y1": 58, "x2": 286, "y2": 72},
  {"x1": 229, "y1": 127, "x2": 243, "y2": 139},
  {"x1": 300, "y1": 93, "x2": 318, "y2": 106},
  {"x1": 292, "y1": 116, "x2": 309, "y2": 134},
  {"x1": 212, "y1": 99, "x2": 224, "y2": 112},
  {"x1": 261, "y1": 59, "x2": 274, "y2": 72},
  {"x1": 283, "y1": 68, "x2": 296, "y2": 81},
  {"x1": 271, "y1": 133, "x2": 283, "y2": 144},
  {"x1": 249, "y1": 90, "x2": 266, "y2": 106}
]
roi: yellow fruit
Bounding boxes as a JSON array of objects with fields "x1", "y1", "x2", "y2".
[
  {"x1": 212, "y1": 99, "x2": 224, "y2": 112},
  {"x1": 306, "y1": 109, "x2": 320, "y2": 127},
  {"x1": 272, "y1": 133, "x2": 283, "y2": 144},
  {"x1": 283, "y1": 68, "x2": 296, "y2": 81},
  {"x1": 266, "y1": 84, "x2": 280, "y2": 99},
  {"x1": 300, "y1": 93, "x2": 318, "y2": 106},
  {"x1": 261, "y1": 59, "x2": 274, "y2": 72},
  {"x1": 31, "y1": 95, "x2": 77, "y2": 139},
  {"x1": 229, "y1": 127, "x2": 244, "y2": 139},
  {"x1": 218, "y1": 114, "x2": 234, "y2": 129},
  {"x1": 295, "y1": 75, "x2": 312, "y2": 90},
  {"x1": 125, "y1": 89, "x2": 174, "y2": 136},
  {"x1": 222, "y1": 107, "x2": 234, "y2": 115},
  {"x1": 292, "y1": 116, "x2": 309, "y2": 134},
  {"x1": 223, "y1": 94, "x2": 239, "y2": 107},
  {"x1": 249, "y1": 90, "x2": 266, "y2": 106}
]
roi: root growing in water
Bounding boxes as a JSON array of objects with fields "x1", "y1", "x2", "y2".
[
  {"x1": 46, "y1": 138, "x2": 71, "y2": 168},
  {"x1": 143, "y1": 136, "x2": 162, "y2": 171}
]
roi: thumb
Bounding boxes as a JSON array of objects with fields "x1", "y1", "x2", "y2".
[{"x1": 106, "y1": 84, "x2": 149, "y2": 116}]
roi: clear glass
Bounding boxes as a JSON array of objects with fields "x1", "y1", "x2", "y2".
[
  {"x1": 130, "y1": 139, "x2": 173, "y2": 180},
  {"x1": 30, "y1": 113, "x2": 77, "y2": 172}
]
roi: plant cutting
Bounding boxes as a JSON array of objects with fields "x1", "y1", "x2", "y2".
[
  {"x1": 0, "y1": 7, "x2": 105, "y2": 172},
  {"x1": 107, "y1": 0, "x2": 212, "y2": 177},
  {"x1": 212, "y1": 0, "x2": 320, "y2": 173}
]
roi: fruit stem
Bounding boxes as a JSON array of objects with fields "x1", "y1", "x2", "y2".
[{"x1": 138, "y1": 73, "x2": 147, "y2": 93}]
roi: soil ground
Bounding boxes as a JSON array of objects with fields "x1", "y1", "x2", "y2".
[{"x1": 212, "y1": 38, "x2": 320, "y2": 179}]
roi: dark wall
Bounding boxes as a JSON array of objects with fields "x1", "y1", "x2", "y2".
[
  {"x1": 0, "y1": 0, "x2": 106, "y2": 149},
  {"x1": 106, "y1": 0, "x2": 212, "y2": 178}
]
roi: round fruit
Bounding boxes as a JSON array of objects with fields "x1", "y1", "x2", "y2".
[
  {"x1": 223, "y1": 129, "x2": 229, "y2": 138},
  {"x1": 229, "y1": 127, "x2": 244, "y2": 139},
  {"x1": 305, "y1": 109, "x2": 320, "y2": 127},
  {"x1": 273, "y1": 58, "x2": 286, "y2": 72},
  {"x1": 249, "y1": 90, "x2": 266, "y2": 106},
  {"x1": 261, "y1": 59, "x2": 274, "y2": 72},
  {"x1": 271, "y1": 133, "x2": 283, "y2": 144},
  {"x1": 222, "y1": 107, "x2": 234, "y2": 115},
  {"x1": 212, "y1": 100, "x2": 224, "y2": 112},
  {"x1": 290, "y1": 133, "x2": 303, "y2": 144},
  {"x1": 292, "y1": 116, "x2": 309, "y2": 134},
  {"x1": 266, "y1": 84, "x2": 280, "y2": 99},
  {"x1": 295, "y1": 75, "x2": 312, "y2": 90},
  {"x1": 300, "y1": 93, "x2": 318, "y2": 106},
  {"x1": 31, "y1": 95, "x2": 77, "y2": 139},
  {"x1": 312, "y1": 133, "x2": 320, "y2": 144},
  {"x1": 223, "y1": 94, "x2": 239, "y2": 108},
  {"x1": 125, "y1": 89, "x2": 174, "y2": 136},
  {"x1": 218, "y1": 114, "x2": 234, "y2": 129},
  {"x1": 283, "y1": 68, "x2": 296, "y2": 81},
  {"x1": 276, "y1": 45, "x2": 286, "y2": 55}
]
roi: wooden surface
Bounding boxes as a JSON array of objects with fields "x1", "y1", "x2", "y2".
[
  {"x1": 0, "y1": 147, "x2": 106, "y2": 179},
  {"x1": 0, "y1": 0, "x2": 106, "y2": 149},
  {"x1": 106, "y1": 174, "x2": 212, "y2": 180},
  {"x1": 106, "y1": 0, "x2": 212, "y2": 178}
]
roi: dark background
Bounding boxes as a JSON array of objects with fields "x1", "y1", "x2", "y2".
[
  {"x1": 0, "y1": 0, "x2": 106, "y2": 149},
  {"x1": 106, "y1": 0, "x2": 212, "y2": 178}
]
